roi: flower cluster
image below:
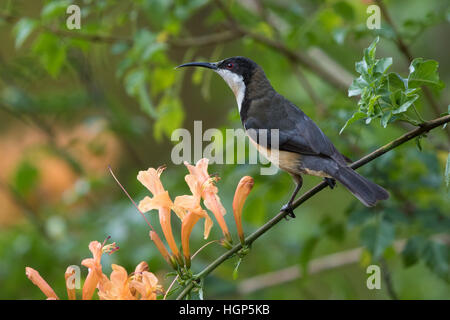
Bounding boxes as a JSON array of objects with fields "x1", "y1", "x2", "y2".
[
  {"x1": 26, "y1": 239, "x2": 162, "y2": 300},
  {"x1": 26, "y1": 158, "x2": 254, "y2": 300},
  {"x1": 139, "y1": 158, "x2": 254, "y2": 269}
]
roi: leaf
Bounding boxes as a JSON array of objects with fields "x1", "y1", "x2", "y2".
[
  {"x1": 387, "y1": 72, "x2": 407, "y2": 92},
  {"x1": 445, "y1": 152, "x2": 450, "y2": 188},
  {"x1": 363, "y1": 36, "x2": 379, "y2": 66},
  {"x1": 374, "y1": 57, "x2": 393, "y2": 74},
  {"x1": 333, "y1": 1, "x2": 355, "y2": 21},
  {"x1": 348, "y1": 77, "x2": 369, "y2": 97},
  {"x1": 41, "y1": 0, "x2": 71, "y2": 20},
  {"x1": 13, "y1": 18, "x2": 38, "y2": 48},
  {"x1": 392, "y1": 93, "x2": 419, "y2": 114},
  {"x1": 12, "y1": 161, "x2": 40, "y2": 196},
  {"x1": 232, "y1": 258, "x2": 242, "y2": 280},
  {"x1": 422, "y1": 241, "x2": 449, "y2": 281},
  {"x1": 415, "y1": 136, "x2": 423, "y2": 151},
  {"x1": 360, "y1": 219, "x2": 395, "y2": 261},
  {"x1": 339, "y1": 111, "x2": 367, "y2": 134},
  {"x1": 402, "y1": 236, "x2": 426, "y2": 267},
  {"x1": 124, "y1": 68, "x2": 157, "y2": 118},
  {"x1": 32, "y1": 33, "x2": 67, "y2": 77},
  {"x1": 153, "y1": 94, "x2": 185, "y2": 141},
  {"x1": 408, "y1": 58, "x2": 444, "y2": 89},
  {"x1": 380, "y1": 110, "x2": 392, "y2": 128}
]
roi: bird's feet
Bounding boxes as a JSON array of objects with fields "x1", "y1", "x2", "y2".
[
  {"x1": 281, "y1": 203, "x2": 296, "y2": 220},
  {"x1": 324, "y1": 177, "x2": 336, "y2": 189}
]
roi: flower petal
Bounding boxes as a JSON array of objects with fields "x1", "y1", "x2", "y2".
[
  {"x1": 65, "y1": 266, "x2": 77, "y2": 300},
  {"x1": 25, "y1": 267, "x2": 59, "y2": 300},
  {"x1": 137, "y1": 167, "x2": 166, "y2": 196},
  {"x1": 232, "y1": 176, "x2": 254, "y2": 243}
]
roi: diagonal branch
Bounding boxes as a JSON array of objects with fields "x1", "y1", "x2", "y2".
[{"x1": 176, "y1": 113, "x2": 450, "y2": 300}]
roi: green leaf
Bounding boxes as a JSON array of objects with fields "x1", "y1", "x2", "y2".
[
  {"x1": 339, "y1": 111, "x2": 367, "y2": 134},
  {"x1": 233, "y1": 257, "x2": 242, "y2": 280},
  {"x1": 387, "y1": 73, "x2": 407, "y2": 92},
  {"x1": 402, "y1": 236, "x2": 426, "y2": 267},
  {"x1": 415, "y1": 136, "x2": 423, "y2": 151},
  {"x1": 13, "y1": 18, "x2": 38, "y2": 48},
  {"x1": 348, "y1": 77, "x2": 368, "y2": 97},
  {"x1": 380, "y1": 110, "x2": 392, "y2": 128},
  {"x1": 408, "y1": 58, "x2": 444, "y2": 89},
  {"x1": 392, "y1": 93, "x2": 419, "y2": 114},
  {"x1": 41, "y1": 0, "x2": 71, "y2": 20},
  {"x1": 153, "y1": 94, "x2": 185, "y2": 141},
  {"x1": 374, "y1": 57, "x2": 393, "y2": 74},
  {"x1": 422, "y1": 241, "x2": 449, "y2": 281},
  {"x1": 363, "y1": 36, "x2": 379, "y2": 66},
  {"x1": 360, "y1": 219, "x2": 395, "y2": 261},
  {"x1": 32, "y1": 33, "x2": 67, "y2": 77},
  {"x1": 333, "y1": 1, "x2": 355, "y2": 21},
  {"x1": 124, "y1": 68, "x2": 157, "y2": 118},
  {"x1": 445, "y1": 153, "x2": 450, "y2": 188},
  {"x1": 12, "y1": 161, "x2": 40, "y2": 196}
]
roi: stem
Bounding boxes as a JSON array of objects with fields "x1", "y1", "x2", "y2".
[
  {"x1": 176, "y1": 114, "x2": 450, "y2": 300},
  {"x1": 412, "y1": 104, "x2": 426, "y2": 123}
]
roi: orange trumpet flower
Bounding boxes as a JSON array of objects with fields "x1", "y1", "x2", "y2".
[
  {"x1": 137, "y1": 167, "x2": 184, "y2": 263},
  {"x1": 175, "y1": 174, "x2": 213, "y2": 268},
  {"x1": 184, "y1": 159, "x2": 231, "y2": 242},
  {"x1": 232, "y1": 176, "x2": 254, "y2": 244},
  {"x1": 25, "y1": 267, "x2": 59, "y2": 300}
]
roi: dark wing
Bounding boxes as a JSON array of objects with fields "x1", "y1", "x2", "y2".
[{"x1": 244, "y1": 93, "x2": 347, "y2": 164}]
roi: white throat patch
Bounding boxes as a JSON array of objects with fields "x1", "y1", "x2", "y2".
[{"x1": 216, "y1": 69, "x2": 245, "y2": 112}]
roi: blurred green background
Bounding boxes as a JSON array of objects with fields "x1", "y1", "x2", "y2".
[{"x1": 0, "y1": 0, "x2": 449, "y2": 299}]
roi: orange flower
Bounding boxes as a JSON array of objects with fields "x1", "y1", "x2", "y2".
[
  {"x1": 97, "y1": 264, "x2": 135, "y2": 300},
  {"x1": 184, "y1": 159, "x2": 231, "y2": 241},
  {"x1": 149, "y1": 230, "x2": 177, "y2": 269},
  {"x1": 27, "y1": 239, "x2": 119, "y2": 300},
  {"x1": 25, "y1": 267, "x2": 59, "y2": 300},
  {"x1": 175, "y1": 174, "x2": 213, "y2": 268},
  {"x1": 232, "y1": 176, "x2": 254, "y2": 244},
  {"x1": 131, "y1": 261, "x2": 162, "y2": 300},
  {"x1": 97, "y1": 263, "x2": 162, "y2": 300},
  {"x1": 130, "y1": 271, "x2": 161, "y2": 300},
  {"x1": 65, "y1": 266, "x2": 77, "y2": 300},
  {"x1": 138, "y1": 167, "x2": 183, "y2": 262}
]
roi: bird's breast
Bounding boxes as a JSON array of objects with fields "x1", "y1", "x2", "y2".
[
  {"x1": 247, "y1": 133, "x2": 331, "y2": 178},
  {"x1": 248, "y1": 135, "x2": 301, "y2": 173}
]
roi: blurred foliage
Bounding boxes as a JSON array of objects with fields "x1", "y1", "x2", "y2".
[{"x1": 0, "y1": 0, "x2": 449, "y2": 299}]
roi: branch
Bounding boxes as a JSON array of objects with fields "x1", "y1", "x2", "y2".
[
  {"x1": 176, "y1": 114, "x2": 450, "y2": 300},
  {"x1": 213, "y1": 0, "x2": 351, "y2": 93}
]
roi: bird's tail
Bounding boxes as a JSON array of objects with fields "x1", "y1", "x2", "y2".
[{"x1": 334, "y1": 166, "x2": 389, "y2": 207}]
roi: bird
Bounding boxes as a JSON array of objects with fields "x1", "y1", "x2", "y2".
[{"x1": 176, "y1": 56, "x2": 389, "y2": 218}]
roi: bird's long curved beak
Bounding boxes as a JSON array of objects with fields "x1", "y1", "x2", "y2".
[{"x1": 176, "y1": 62, "x2": 218, "y2": 70}]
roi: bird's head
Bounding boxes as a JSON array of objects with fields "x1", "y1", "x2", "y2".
[{"x1": 176, "y1": 56, "x2": 259, "y2": 110}]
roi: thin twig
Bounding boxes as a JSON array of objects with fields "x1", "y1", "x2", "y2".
[
  {"x1": 108, "y1": 165, "x2": 155, "y2": 231},
  {"x1": 380, "y1": 258, "x2": 399, "y2": 300},
  {"x1": 163, "y1": 240, "x2": 218, "y2": 300}
]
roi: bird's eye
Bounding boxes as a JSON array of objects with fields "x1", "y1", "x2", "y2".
[{"x1": 226, "y1": 63, "x2": 233, "y2": 69}]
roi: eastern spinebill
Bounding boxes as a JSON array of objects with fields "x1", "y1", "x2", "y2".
[{"x1": 177, "y1": 56, "x2": 389, "y2": 217}]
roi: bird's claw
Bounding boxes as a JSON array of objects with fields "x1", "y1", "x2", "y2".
[
  {"x1": 324, "y1": 177, "x2": 336, "y2": 189},
  {"x1": 281, "y1": 204, "x2": 296, "y2": 220}
]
